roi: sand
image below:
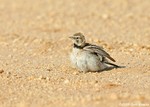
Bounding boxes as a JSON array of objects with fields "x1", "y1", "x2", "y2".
[{"x1": 0, "y1": 0, "x2": 150, "y2": 107}]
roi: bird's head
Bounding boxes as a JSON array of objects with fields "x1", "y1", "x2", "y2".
[{"x1": 69, "y1": 32, "x2": 86, "y2": 47}]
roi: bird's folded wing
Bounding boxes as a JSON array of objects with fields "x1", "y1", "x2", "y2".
[{"x1": 83, "y1": 44, "x2": 116, "y2": 62}]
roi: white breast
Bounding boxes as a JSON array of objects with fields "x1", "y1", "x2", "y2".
[
  {"x1": 70, "y1": 48, "x2": 79, "y2": 68},
  {"x1": 70, "y1": 48, "x2": 107, "y2": 72}
]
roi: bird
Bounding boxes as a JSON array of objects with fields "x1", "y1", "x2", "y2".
[{"x1": 69, "y1": 32, "x2": 120, "y2": 73}]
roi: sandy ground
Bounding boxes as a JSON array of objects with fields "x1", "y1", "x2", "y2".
[{"x1": 0, "y1": 0, "x2": 150, "y2": 107}]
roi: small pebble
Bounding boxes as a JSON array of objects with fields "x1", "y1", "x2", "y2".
[
  {"x1": 46, "y1": 77, "x2": 50, "y2": 80},
  {"x1": 38, "y1": 76, "x2": 46, "y2": 80},
  {"x1": 6, "y1": 72, "x2": 11, "y2": 78},
  {"x1": 102, "y1": 14, "x2": 109, "y2": 19},
  {"x1": 47, "y1": 69, "x2": 51, "y2": 72},
  {"x1": 129, "y1": 48, "x2": 133, "y2": 52},
  {"x1": 64, "y1": 79, "x2": 69, "y2": 84},
  {"x1": 0, "y1": 69, "x2": 4, "y2": 74},
  {"x1": 73, "y1": 72, "x2": 78, "y2": 75},
  {"x1": 8, "y1": 54, "x2": 13, "y2": 58},
  {"x1": 27, "y1": 76, "x2": 35, "y2": 80},
  {"x1": 95, "y1": 88, "x2": 100, "y2": 92}
]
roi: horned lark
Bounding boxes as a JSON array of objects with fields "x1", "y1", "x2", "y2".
[{"x1": 69, "y1": 32, "x2": 120, "y2": 73}]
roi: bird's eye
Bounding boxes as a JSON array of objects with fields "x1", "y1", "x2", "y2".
[{"x1": 76, "y1": 37, "x2": 79, "y2": 39}]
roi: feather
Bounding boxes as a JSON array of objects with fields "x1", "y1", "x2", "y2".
[{"x1": 83, "y1": 43, "x2": 116, "y2": 62}]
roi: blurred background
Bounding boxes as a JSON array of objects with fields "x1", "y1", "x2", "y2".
[{"x1": 0, "y1": 0, "x2": 150, "y2": 45}]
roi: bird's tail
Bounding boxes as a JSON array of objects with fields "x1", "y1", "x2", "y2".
[{"x1": 104, "y1": 62, "x2": 123, "y2": 68}]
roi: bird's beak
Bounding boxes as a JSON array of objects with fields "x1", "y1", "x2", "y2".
[{"x1": 69, "y1": 36, "x2": 74, "y2": 39}]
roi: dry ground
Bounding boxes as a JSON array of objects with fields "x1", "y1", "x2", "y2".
[{"x1": 0, "y1": 0, "x2": 150, "y2": 107}]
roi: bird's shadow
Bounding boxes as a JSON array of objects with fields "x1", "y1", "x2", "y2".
[{"x1": 98, "y1": 65, "x2": 126, "y2": 72}]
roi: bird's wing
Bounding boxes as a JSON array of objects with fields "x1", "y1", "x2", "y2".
[{"x1": 83, "y1": 44, "x2": 116, "y2": 62}]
